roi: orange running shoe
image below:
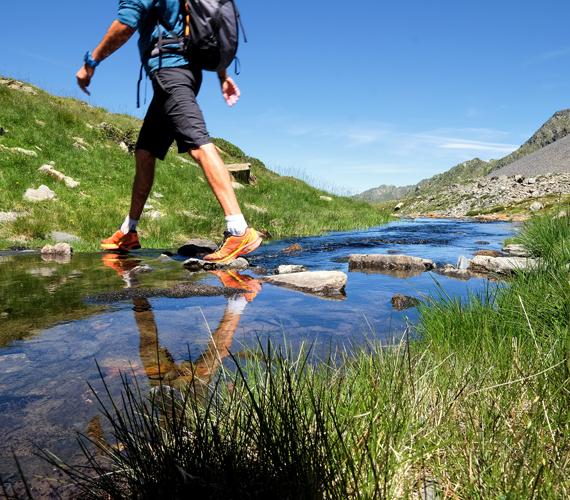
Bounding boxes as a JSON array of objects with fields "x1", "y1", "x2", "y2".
[
  {"x1": 209, "y1": 270, "x2": 262, "y2": 301},
  {"x1": 204, "y1": 228, "x2": 263, "y2": 264},
  {"x1": 101, "y1": 230, "x2": 141, "y2": 252}
]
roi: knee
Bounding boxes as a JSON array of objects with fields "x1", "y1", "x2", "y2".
[{"x1": 190, "y1": 143, "x2": 215, "y2": 163}]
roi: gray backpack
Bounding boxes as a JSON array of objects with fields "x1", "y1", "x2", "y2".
[{"x1": 154, "y1": 0, "x2": 246, "y2": 72}]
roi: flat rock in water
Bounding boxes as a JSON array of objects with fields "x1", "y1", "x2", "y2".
[
  {"x1": 41, "y1": 242, "x2": 72, "y2": 256},
  {"x1": 349, "y1": 254, "x2": 435, "y2": 272},
  {"x1": 275, "y1": 264, "x2": 307, "y2": 275},
  {"x1": 177, "y1": 239, "x2": 217, "y2": 257},
  {"x1": 264, "y1": 271, "x2": 347, "y2": 298},
  {"x1": 469, "y1": 255, "x2": 539, "y2": 275},
  {"x1": 435, "y1": 265, "x2": 474, "y2": 281},
  {"x1": 24, "y1": 185, "x2": 56, "y2": 202},
  {"x1": 183, "y1": 257, "x2": 249, "y2": 271},
  {"x1": 89, "y1": 284, "x2": 243, "y2": 303},
  {"x1": 474, "y1": 249, "x2": 505, "y2": 258}
]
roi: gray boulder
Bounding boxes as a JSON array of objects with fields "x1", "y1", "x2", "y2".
[
  {"x1": 41, "y1": 243, "x2": 72, "y2": 256},
  {"x1": 264, "y1": 271, "x2": 347, "y2": 298},
  {"x1": 468, "y1": 255, "x2": 539, "y2": 275},
  {"x1": 24, "y1": 185, "x2": 56, "y2": 202},
  {"x1": 349, "y1": 254, "x2": 435, "y2": 272}
]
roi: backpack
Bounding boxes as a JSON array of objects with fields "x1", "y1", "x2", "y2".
[{"x1": 153, "y1": 0, "x2": 246, "y2": 72}]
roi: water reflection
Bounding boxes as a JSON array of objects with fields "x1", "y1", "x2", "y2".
[{"x1": 103, "y1": 253, "x2": 262, "y2": 391}]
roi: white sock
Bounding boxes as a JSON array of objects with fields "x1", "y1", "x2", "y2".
[
  {"x1": 120, "y1": 215, "x2": 138, "y2": 234},
  {"x1": 227, "y1": 295, "x2": 248, "y2": 315},
  {"x1": 225, "y1": 214, "x2": 247, "y2": 236}
]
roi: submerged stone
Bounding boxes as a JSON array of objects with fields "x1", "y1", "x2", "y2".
[{"x1": 391, "y1": 294, "x2": 421, "y2": 311}]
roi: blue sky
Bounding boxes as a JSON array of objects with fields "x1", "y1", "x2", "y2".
[{"x1": 1, "y1": 0, "x2": 570, "y2": 193}]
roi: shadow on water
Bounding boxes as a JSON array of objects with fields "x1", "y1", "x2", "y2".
[{"x1": 0, "y1": 218, "x2": 517, "y2": 490}]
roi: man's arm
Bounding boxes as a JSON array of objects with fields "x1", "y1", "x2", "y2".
[
  {"x1": 218, "y1": 68, "x2": 240, "y2": 107},
  {"x1": 76, "y1": 20, "x2": 135, "y2": 95}
]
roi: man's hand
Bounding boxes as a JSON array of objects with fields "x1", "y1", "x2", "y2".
[
  {"x1": 76, "y1": 65, "x2": 95, "y2": 95},
  {"x1": 221, "y1": 76, "x2": 240, "y2": 107}
]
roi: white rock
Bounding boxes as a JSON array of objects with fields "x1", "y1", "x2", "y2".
[
  {"x1": 183, "y1": 257, "x2": 249, "y2": 271},
  {"x1": 503, "y1": 244, "x2": 529, "y2": 257},
  {"x1": 118, "y1": 141, "x2": 129, "y2": 153},
  {"x1": 24, "y1": 185, "x2": 56, "y2": 202},
  {"x1": 319, "y1": 196, "x2": 333, "y2": 202},
  {"x1": 0, "y1": 212, "x2": 23, "y2": 223},
  {"x1": 232, "y1": 181, "x2": 244, "y2": 190},
  {"x1": 276, "y1": 265, "x2": 307, "y2": 275},
  {"x1": 39, "y1": 164, "x2": 79, "y2": 188},
  {"x1": 456, "y1": 255, "x2": 471, "y2": 270},
  {"x1": 0, "y1": 144, "x2": 38, "y2": 157},
  {"x1": 394, "y1": 202, "x2": 404, "y2": 211},
  {"x1": 264, "y1": 271, "x2": 347, "y2": 297},
  {"x1": 245, "y1": 203, "x2": 268, "y2": 214},
  {"x1": 147, "y1": 210, "x2": 163, "y2": 220},
  {"x1": 529, "y1": 201, "x2": 544, "y2": 212}
]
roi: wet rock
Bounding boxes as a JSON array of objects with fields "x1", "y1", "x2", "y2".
[
  {"x1": 177, "y1": 239, "x2": 217, "y2": 258},
  {"x1": 503, "y1": 244, "x2": 529, "y2": 257},
  {"x1": 435, "y1": 264, "x2": 473, "y2": 281},
  {"x1": 39, "y1": 164, "x2": 79, "y2": 188},
  {"x1": 391, "y1": 294, "x2": 420, "y2": 311},
  {"x1": 474, "y1": 249, "x2": 505, "y2": 257},
  {"x1": 282, "y1": 243, "x2": 303, "y2": 254},
  {"x1": 130, "y1": 264, "x2": 153, "y2": 275},
  {"x1": 183, "y1": 257, "x2": 249, "y2": 271},
  {"x1": 51, "y1": 231, "x2": 80, "y2": 243},
  {"x1": 264, "y1": 271, "x2": 347, "y2": 298},
  {"x1": 468, "y1": 255, "x2": 539, "y2": 275},
  {"x1": 348, "y1": 254, "x2": 435, "y2": 272},
  {"x1": 275, "y1": 264, "x2": 307, "y2": 275},
  {"x1": 41, "y1": 243, "x2": 72, "y2": 256},
  {"x1": 529, "y1": 201, "x2": 544, "y2": 212},
  {"x1": 24, "y1": 185, "x2": 56, "y2": 202}
]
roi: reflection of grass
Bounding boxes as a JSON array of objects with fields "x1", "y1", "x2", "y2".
[
  {"x1": 35, "y1": 214, "x2": 570, "y2": 498},
  {"x1": 0, "y1": 80, "x2": 390, "y2": 251}
]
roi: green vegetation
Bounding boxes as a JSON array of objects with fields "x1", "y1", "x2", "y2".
[
  {"x1": 35, "y1": 212, "x2": 570, "y2": 498},
  {"x1": 0, "y1": 79, "x2": 389, "y2": 251}
]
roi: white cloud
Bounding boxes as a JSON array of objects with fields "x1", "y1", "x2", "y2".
[{"x1": 439, "y1": 140, "x2": 518, "y2": 153}]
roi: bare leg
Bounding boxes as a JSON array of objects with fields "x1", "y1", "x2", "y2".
[
  {"x1": 129, "y1": 149, "x2": 156, "y2": 220},
  {"x1": 190, "y1": 143, "x2": 241, "y2": 216}
]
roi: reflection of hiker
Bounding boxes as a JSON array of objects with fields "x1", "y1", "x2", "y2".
[
  {"x1": 133, "y1": 271, "x2": 260, "y2": 390},
  {"x1": 76, "y1": 0, "x2": 262, "y2": 263}
]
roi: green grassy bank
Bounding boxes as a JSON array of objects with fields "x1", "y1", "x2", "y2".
[
  {"x1": 0, "y1": 78, "x2": 389, "y2": 251},
  {"x1": 28, "y1": 211, "x2": 569, "y2": 498}
]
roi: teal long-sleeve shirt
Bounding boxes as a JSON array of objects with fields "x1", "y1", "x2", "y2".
[{"x1": 118, "y1": 0, "x2": 187, "y2": 75}]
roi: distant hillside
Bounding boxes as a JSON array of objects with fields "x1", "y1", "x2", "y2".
[
  {"x1": 489, "y1": 133, "x2": 570, "y2": 178},
  {"x1": 356, "y1": 108, "x2": 570, "y2": 203},
  {"x1": 354, "y1": 184, "x2": 414, "y2": 202},
  {"x1": 0, "y1": 77, "x2": 389, "y2": 251}
]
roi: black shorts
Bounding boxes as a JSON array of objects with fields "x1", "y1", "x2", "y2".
[{"x1": 136, "y1": 66, "x2": 211, "y2": 160}]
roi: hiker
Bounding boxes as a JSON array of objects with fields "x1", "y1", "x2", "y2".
[{"x1": 75, "y1": 0, "x2": 262, "y2": 263}]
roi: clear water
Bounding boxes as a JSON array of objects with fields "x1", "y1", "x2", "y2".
[{"x1": 0, "y1": 218, "x2": 516, "y2": 481}]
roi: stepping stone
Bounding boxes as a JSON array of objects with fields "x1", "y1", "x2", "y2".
[
  {"x1": 183, "y1": 257, "x2": 249, "y2": 271},
  {"x1": 264, "y1": 271, "x2": 347, "y2": 298},
  {"x1": 349, "y1": 254, "x2": 435, "y2": 272}
]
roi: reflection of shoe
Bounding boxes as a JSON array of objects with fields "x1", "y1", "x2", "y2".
[
  {"x1": 102, "y1": 253, "x2": 141, "y2": 288},
  {"x1": 210, "y1": 270, "x2": 261, "y2": 302},
  {"x1": 101, "y1": 230, "x2": 141, "y2": 252},
  {"x1": 204, "y1": 228, "x2": 262, "y2": 264}
]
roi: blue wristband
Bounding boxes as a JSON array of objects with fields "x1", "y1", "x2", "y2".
[{"x1": 84, "y1": 51, "x2": 99, "y2": 69}]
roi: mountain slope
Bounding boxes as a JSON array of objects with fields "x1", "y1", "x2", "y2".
[
  {"x1": 354, "y1": 184, "x2": 414, "y2": 202},
  {"x1": 0, "y1": 77, "x2": 389, "y2": 251}
]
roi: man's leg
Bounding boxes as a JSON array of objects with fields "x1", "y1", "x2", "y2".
[
  {"x1": 128, "y1": 149, "x2": 157, "y2": 221},
  {"x1": 190, "y1": 143, "x2": 240, "y2": 216},
  {"x1": 101, "y1": 150, "x2": 156, "y2": 251}
]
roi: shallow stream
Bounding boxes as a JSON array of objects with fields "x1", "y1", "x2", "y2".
[{"x1": 0, "y1": 218, "x2": 515, "y2": 482}]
